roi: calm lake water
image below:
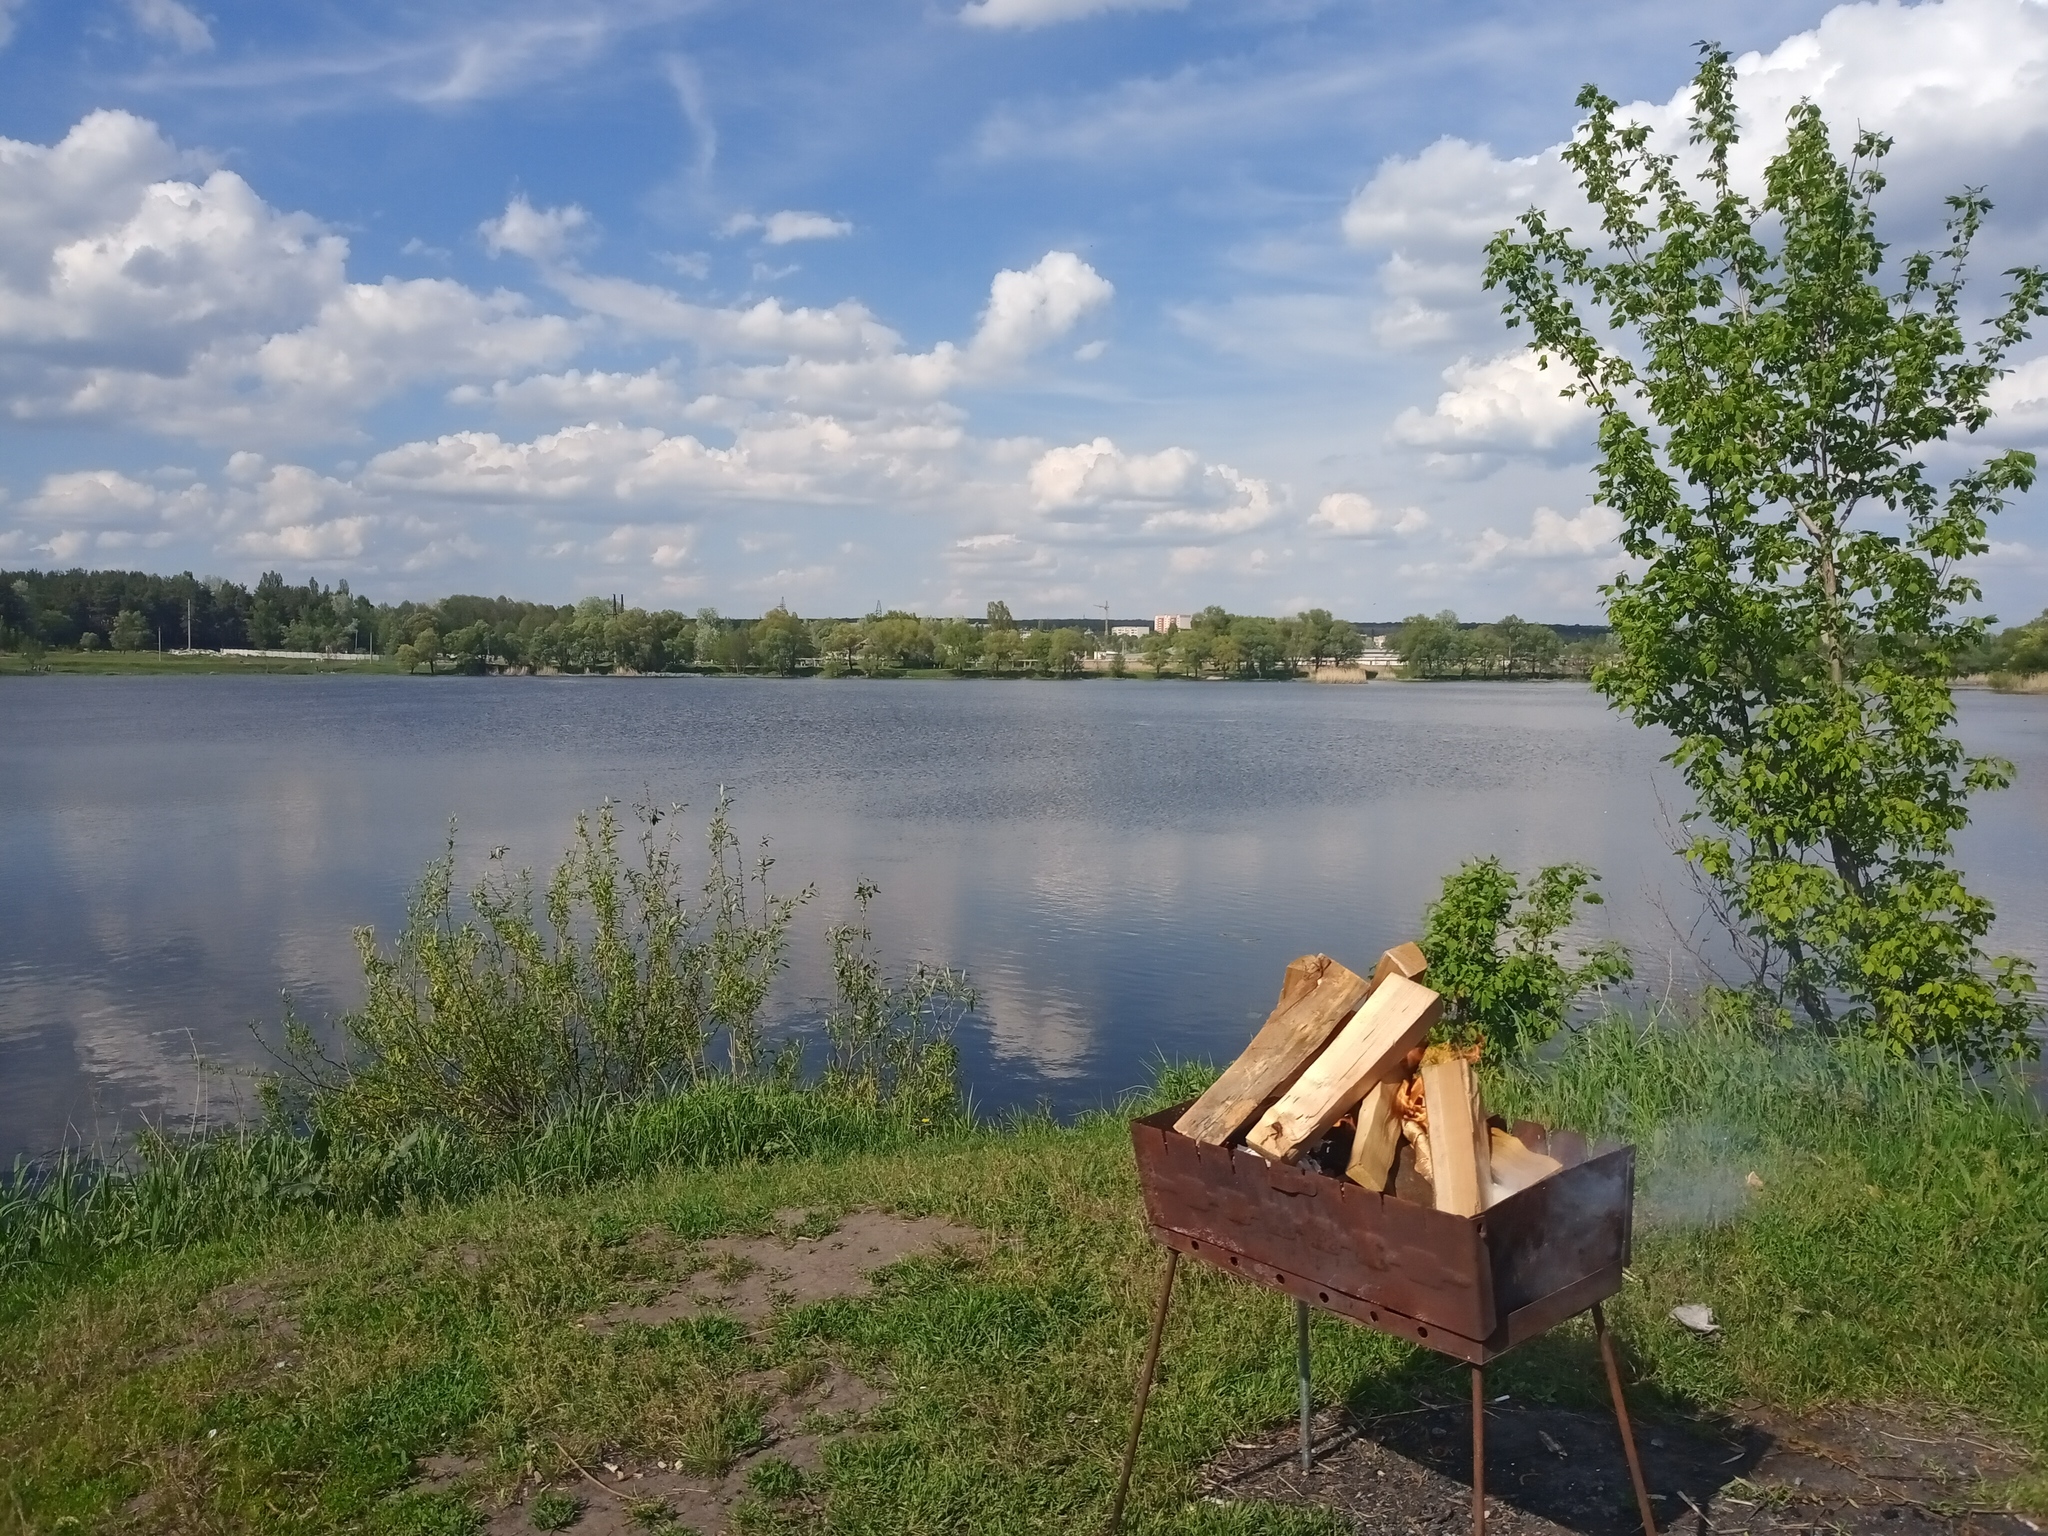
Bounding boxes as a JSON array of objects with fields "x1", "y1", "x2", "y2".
[{"x1": 3, "y1": 676, "x2": 2044, "y2": 1162}]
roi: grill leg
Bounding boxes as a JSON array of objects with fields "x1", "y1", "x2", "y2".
[
  {"x1": 1296, "y1": 1298, "x2": 1313, "y2": 1474},
  {"x1": 1471, "y1": 1365, "x2": 1486, "y2": 1536},
  {"x1": 1108, "y1": 1247, "x2": 1179, "y2": 1534},
  {"x1": 1593, "y1": 1302, "x2": 1659, "y2": 1536}
]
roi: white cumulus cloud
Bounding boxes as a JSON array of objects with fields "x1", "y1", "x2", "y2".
[
  {"x1": 1026, "y1": 436, "x2": 1274, "y2": 540},
  {"x1": 969, "y1": 251, "x2": 1114, "y2": 366},
  {"x1": 1468, "y1": 505, "x2": 1625, "y2": 568},
  {"x1": 1344, "y1": 0, "x2": 2048, "y2": 352},
  {"x1": 1390, "y1": 351, "x2": 1593, "y2": 461},
  {"x1": 0, "y1": 114, "x2": 584, "y2": 443},
  {"x1": 480, "y1": 196, "x2": 591, "y2": 262},
  {"x1": 1309, "y1": 492, "x2": 1429, "y2": 540}
]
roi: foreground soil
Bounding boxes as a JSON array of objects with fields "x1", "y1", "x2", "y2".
[{"x1": 1205, "y1": 1398, "x2": 2040, "y2": 1536}]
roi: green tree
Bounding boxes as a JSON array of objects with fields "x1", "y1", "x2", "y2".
[
  {"x1": 413, "y1": 627, "x2": 442, "y2": 676},
  {"x1": 1484, "y1": 45, "x2": 2045, "y2": 1057},
  {"x1": 752, "y1": 606, "x2": 808, "y2": 674},
  {"x1": 1394, "y1": 611, "x2": 1462, "y2": 676},
  {"x1": 1139, "y1": 630, "x2": 1173, "y2": 676},
  {"x1": 934, "y1": 618, "x2": 983, "y2": 672},
  {"x1": 1045, "y1": 627, "x2": 1088, "y2": 674},
  {"x1": 709, "y1": 625, "x2": 753, "y2": 672},
  {"x1": 981, "y1": 625, "x2": 1022, "y2": 673},
  {"x1": 109, "y1": 609, "x2": 148, "y2": 651},
  {"x1": 985, "y1": 600, "x2": 1015, "y2": 630},
  {"x1": 1421, "y1": 859, "x2": 1632, "y2": 1057},
  {"x1": 395, "y1": 643, "x2": 421, "y2": 674},
  {"x1": 1294, "y1": 608, "x2": 1353, "y2": 671},
  {"x1": 1235, "y1": 615, "x2": 1289, "y2": 677},
  {"x1": 862, "y1": 612, "x2": 926, "y2": 672}
]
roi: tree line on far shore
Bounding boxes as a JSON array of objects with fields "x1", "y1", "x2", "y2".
[
  {"x1": 1391, "y1": 611, "x2": 1612, "y2": 677},
  {"x1": 0, "y1": 573, "x2": 1374, "y2": 679},
  {"x1": 5, "y1": 567, "x2": 2041, "y2": 684}
]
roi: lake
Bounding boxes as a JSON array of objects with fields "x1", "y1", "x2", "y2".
[{"x1": 3, "y1": 675, "x2": 2044, "y2": 1163}]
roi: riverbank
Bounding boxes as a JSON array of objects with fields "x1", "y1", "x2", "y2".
[
  {"x1": 0, "y1": 649, "x2": 409, "y2": 676},
  {"x1": 4, "y1": 1018, "x2": 2043, "y2": 1534},
  {"x1": 0, "y1": 653, "x2": 1559, "y2": 682}
]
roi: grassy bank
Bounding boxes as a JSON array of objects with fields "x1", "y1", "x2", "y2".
[
  {"x1": 4, "y1": 1018, "x2": 2045, "y2": 1534},
  {"x1": 0, "y1": 651, "x2": 406, "y2": 676}
]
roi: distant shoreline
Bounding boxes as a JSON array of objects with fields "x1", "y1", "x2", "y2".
[{"x1": 1, "y1": 651, "x2": 1617, "y2": 684}]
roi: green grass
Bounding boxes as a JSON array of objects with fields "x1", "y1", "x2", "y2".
[
  {"x1": 0, "y1": 650, "x2": 406, "y2": 676},
  {"x1": 3, "y1": 1021, "x2": 2044, "y2": 1534},
  {"x1": 1, "y1": 1081, "x2": 957, "y2": 1288}
]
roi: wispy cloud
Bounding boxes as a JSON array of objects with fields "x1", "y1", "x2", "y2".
[
  {"x1": 958, "y1": 0, "x2": 1183, "y2": 30},
  {"x1": 126, "y1": 0, "x2": 212, "y2": 53}
]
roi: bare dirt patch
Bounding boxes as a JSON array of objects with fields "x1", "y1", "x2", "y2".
[
  {"x1": 1201, "y1": 1398, "x2": 2039, "y2": 1536},
  {"x1": 482, "y1": 1363, "x2": 883, "y2": 1535},
  {"x1": 583, "y1": 1208, "x2": 982, "y2": 1330}
]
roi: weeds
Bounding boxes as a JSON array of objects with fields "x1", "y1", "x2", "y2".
[
  {"x1": 1, "y1": 798, "x2": 973, "y2": 1281},
  {"x1": 268, "y1": 795, "x2": 807, "y2": 1144}
]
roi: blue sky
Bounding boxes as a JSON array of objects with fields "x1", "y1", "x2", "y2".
[{"x1": 1, "y1": 0, "x2": 2044, "y2": 620}]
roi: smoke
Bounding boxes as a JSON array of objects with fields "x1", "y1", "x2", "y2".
[{"x1": 1636, "y1": 1117, "x2": 1761, "y2": 1230}]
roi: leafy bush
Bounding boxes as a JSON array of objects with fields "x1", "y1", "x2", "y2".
[
  {"x1": 1420, "y1": 858, "x2": 1631, "y2": 1055},
  {"x1": 268, "y1": 796, "x2": 805, "y2": 1144}
]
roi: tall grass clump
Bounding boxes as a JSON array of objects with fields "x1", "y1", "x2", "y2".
[
  {"x1": 1, "y1": 798, "x2": 975, "y2": 1280},
  {"x1": 1488, "y1": 994, "x2": 2048, "y2": 1242}
]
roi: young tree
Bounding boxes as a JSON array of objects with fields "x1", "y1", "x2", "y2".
[
  {"x1": 1138, "y1": 630, "x2": 1173, "y2": 676},
  {"x1": 752, "y1": 606, "x2": 808, "y2": 674},
  {"x1": 981, "y1": 624, "x2": 1022, "y2": 674},
  {"x1": 109, "y1": 609, "x2": 148, "y2": 651},
  {"x1": 1484, "y1": 46, "x2": 2046, "y2": 1057}
]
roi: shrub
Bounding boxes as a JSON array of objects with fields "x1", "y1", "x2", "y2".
[
  {"x1": 267, "y1": 796, "x2": 805, "y2": 1145},
  {"x1": 1420, "y1": 859, "x2": 1631, "y2": 1055}
]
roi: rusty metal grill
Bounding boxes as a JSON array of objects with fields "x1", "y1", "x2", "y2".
[{"x1": 1108, "y1": 1101, "x2": 1660, "y2": 1536}]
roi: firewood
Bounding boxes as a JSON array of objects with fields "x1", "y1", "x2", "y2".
[
  {"x1": 1392, "y1": 1138, "x2": 1434, "y2": 1205},
  {"x1": 1243, "y1": 975, "x2": 1443, "y2": 1160},
  {"x1": 1418, "y1": 1052, "x2": 1490, "y2": 1216},
  {"x1": 1272, "y1": 953, "x2": 1331, "y2": 1016},
  {"x1": 1173, "y1": 958, "x2": 1371, "y2": 1145},
  {"x1": 1486, "y1": 1127, "x2": 1563, "y2": 1199},
  {"x1": 1370, "y1": 941, "x2": 1427, "y2": 987},
  {"x1": 1344, "y1": 1079, "x2": 1402, "y2": 1190}
]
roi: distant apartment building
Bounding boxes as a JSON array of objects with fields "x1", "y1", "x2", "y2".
[
  {"x1": 1110, "y1": 625, "x2": 1152, "y2": 638},
  {"x1": 1153, "y1": 614, "x2": 1194, "y2": 633}
]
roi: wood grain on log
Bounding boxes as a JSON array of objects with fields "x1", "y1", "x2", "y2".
[
  {"x1": 1243, "y1": 975, "x2": 1443, "y2": 1160},
  {"x1": 1172, "y1": 958, "x2": 1371, "y2": 1145}
]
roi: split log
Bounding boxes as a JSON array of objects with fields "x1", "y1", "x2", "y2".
[
  {"x1": 1243, "y1": 975, "x2": 1443, "y2": 1160},
  {"x1": 1172, "y1": 958, "x2": 1370, "y2": 1145},
  {"x1": 1486, "y1": 1127, "x2": 1563, "y2": 1200},
  {"x1": 1371, "y1": 941, "x2": 1427, "y2": 987},
  {"x1": 1418, "y1": 1053, "x2": 1490, "y2": 1216},
  {"x1": 1344, "y1": 1079, "x2": 1402, "y2": 1191},
  {"x1": 1272, "y1": 953, "x2": 1332, "y2": 1017}
]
